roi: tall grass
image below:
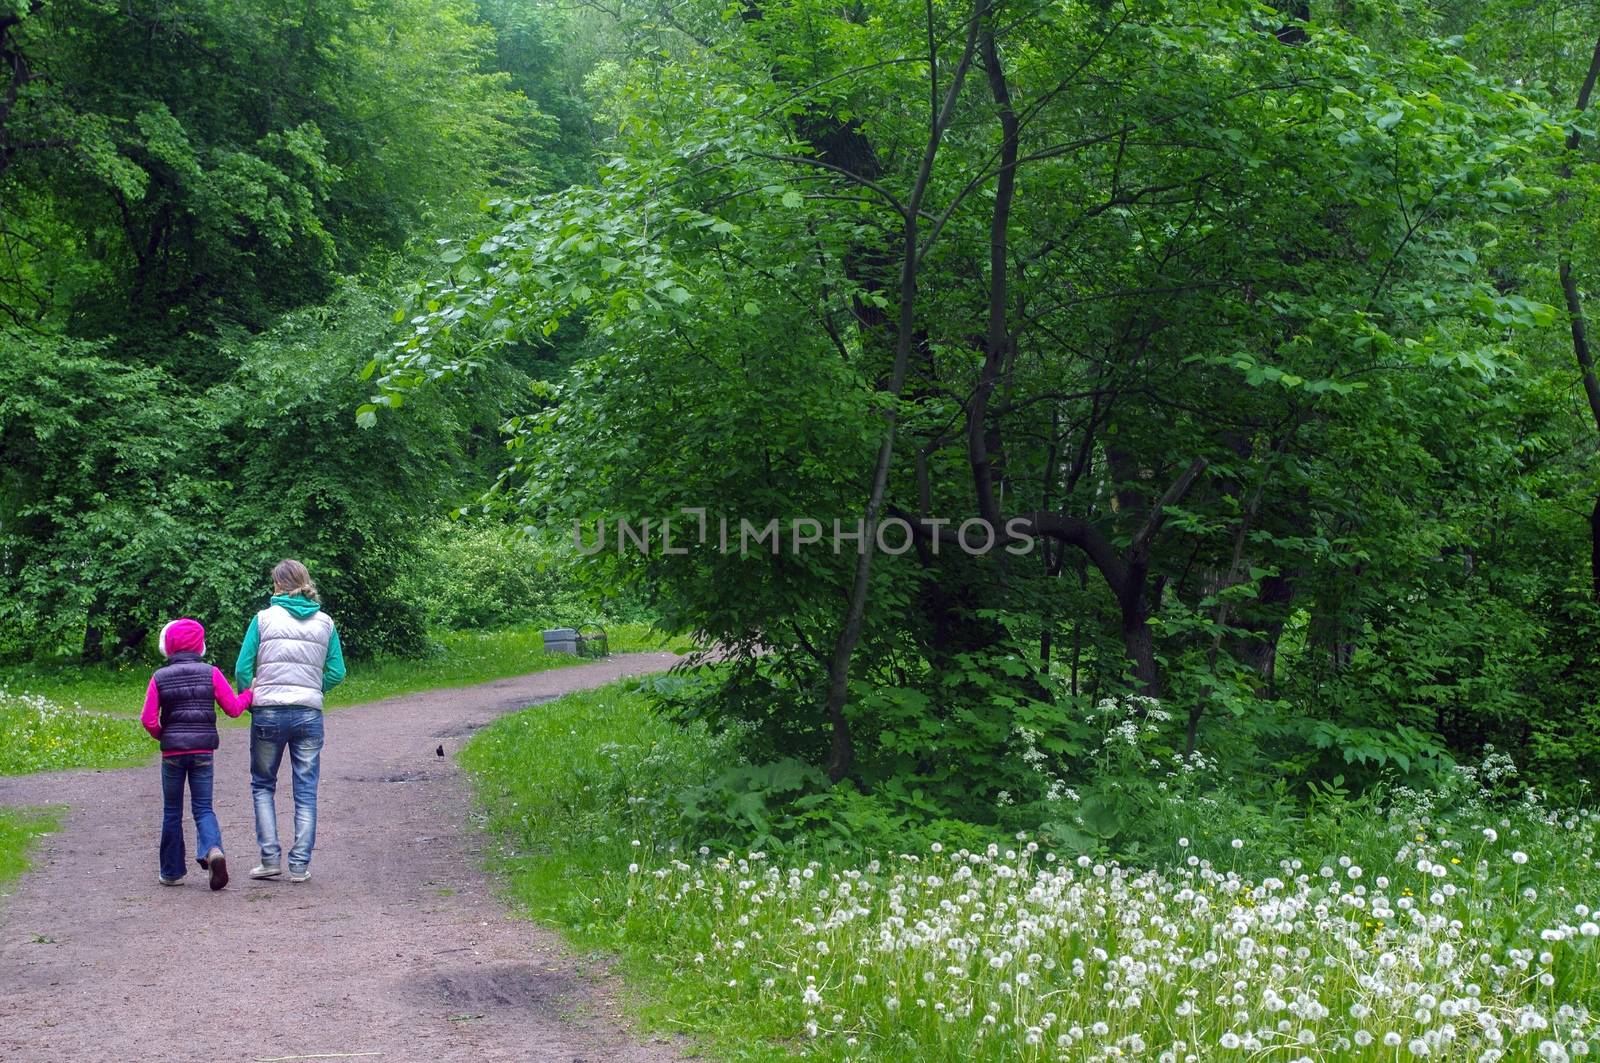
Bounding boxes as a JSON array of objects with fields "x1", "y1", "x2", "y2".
[
  {"x1": 462, "y1": 680, "x2": 734, "y2": 926},
  {"x1": 465, "y1": 685, "x2": 1600, "y2": 1062}
]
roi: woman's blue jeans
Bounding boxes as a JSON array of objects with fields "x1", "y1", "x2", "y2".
[
  {"x1": 160, "y1": 753, "x2": 221, "y2": 881},
  {"x1": 250, "y1": 707, "x2": 324, "y2": 872}
]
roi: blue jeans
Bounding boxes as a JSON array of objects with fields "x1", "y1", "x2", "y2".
[
  {"x1": 160, "y1": 753, "x2": 221, "y2": 881},
  {"x1": 250, "y1": 707, "x2": 324, "y2": 871}
]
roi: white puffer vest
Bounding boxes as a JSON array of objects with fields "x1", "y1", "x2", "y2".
[{"x1": 252, "y1": 604, "x2": 335, "y2": 709}]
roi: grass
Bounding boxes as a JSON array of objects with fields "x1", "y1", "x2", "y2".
[
  {"x1": 461, "y1": 680, "x2": 776, "y2": 1058},
  {"x1": 0, "y1": 663, "x2": 145, "y2": 718},
  {"x1": 0, "y1": 690, "x2": 149, "y2": 776},
  {"x1": 464, "y1": 681, "x2": 730, "y2": 911},
  {"x1": 0, "y1": 807, "x2": 63, "y2": 891},
  {"x1": 464, "y1": 684, "x2": 1600, "y2": 1063},
  {"x1": 0, "y1": 621, "x2": 693, "y2": 775}
]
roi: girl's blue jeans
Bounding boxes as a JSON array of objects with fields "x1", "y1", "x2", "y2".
[
  {"x1": 250, "y1": 707, "x2": 324, "y2": 872},
  {"x1": 159, "y1": 753, "x2": 221, "y2": 881}
]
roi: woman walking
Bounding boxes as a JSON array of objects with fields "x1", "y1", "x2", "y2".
[{"x1": 235, "y1": 559, "x2": 345, "y2": 882}]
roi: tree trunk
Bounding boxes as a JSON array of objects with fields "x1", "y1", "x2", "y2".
[
  {"x1": 1557, "y1": 35, "x2": 1600, "y2": 600},
  {"x1": 1020, "y1": 458, "x2": 1207, "y2": 701},
  {"x1": 1119, "y1": 586, "x2": 1160, "y2": 697},
  {"x1": 1591, "y1": 495, "x2": 1600, "y2": 602},
  {"x1": 115, "y1": 622, "x2": 150, "y2": 658},
  {"x1": 1227, "y1": 572, "x2": 1295, "y2": 684},
  {"x1": 1069, "y1": 616, "x2": 1083, "y2": 698},
  {"x1": 81, "y1": 591, "x2": 108, "y2": 663},
  {"x1": 820, "y1": 0, "x2": 986, "y2": 782},
  {"x1": 0, "y1": 4, "x2": 46, "y2": 179}
]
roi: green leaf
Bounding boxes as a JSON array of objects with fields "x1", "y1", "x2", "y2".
[
  {"x1": 1043, "y1": 821, "x2": 1096, "y2": 855},
  {"x1": 1078, "y1": 794, "x2": 1125, "y2": 839}
]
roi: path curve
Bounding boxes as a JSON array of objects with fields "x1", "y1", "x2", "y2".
[{"x1": 0, "y1": 653, "x2": 691, "y2": 1063}]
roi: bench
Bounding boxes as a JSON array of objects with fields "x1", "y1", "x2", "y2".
[{"x1": 542, "y1": 627, "x2": 609, "y2": 658}]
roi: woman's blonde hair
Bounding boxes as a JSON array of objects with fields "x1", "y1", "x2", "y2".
[{"x1": 271, "y1": 558, "x2": 320, "y2": 603}]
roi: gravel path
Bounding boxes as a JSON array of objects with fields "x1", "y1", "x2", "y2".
[{"x1": 0, "y1": 654, "x2": 692, "y2": 1063}]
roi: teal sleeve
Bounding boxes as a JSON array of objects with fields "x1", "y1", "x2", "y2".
[
  {"x1": 235, "y1": 617, "x2": 260, "y2": 688},
  {"x1": 322, "y1": 625, "x2": 346, "y2": 691}
]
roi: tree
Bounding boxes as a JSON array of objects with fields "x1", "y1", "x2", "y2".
[
  {"x1": 371, "y1": 0, "x2": 1559, "y2": 796},
  {"x1": 0, "y1": 0, "x2": 560, "y2": 661},
  {"x1": 0, "y1": 0, "x2": 527, "y2": 342}
]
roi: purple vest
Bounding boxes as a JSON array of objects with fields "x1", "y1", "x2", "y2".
[{"x1": 153, "y1": 653, "x2": 218, "y2": 754}]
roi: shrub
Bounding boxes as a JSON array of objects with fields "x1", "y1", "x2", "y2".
[{"x1": 404, "y1": 521, "x2": 600, "y2": 631}]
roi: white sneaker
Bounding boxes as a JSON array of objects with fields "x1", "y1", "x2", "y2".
[
  {"x1": 250, "y1": 864, "x2": 282, "y2": 879},
  {"x1": 287, "y1": 867, "x2": 311, "y2": 883},
  {"x1": 158, "y1": 875, "x2": 183, "y2": 886}
]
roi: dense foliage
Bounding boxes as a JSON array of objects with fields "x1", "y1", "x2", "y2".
[
  {"x1": 373, "y1": 0, "x2": 1600, "y2": 810},
  {"x1": 0, "y1": 0, "x2": 595, "y2": 660},
  {"x1": 9, "y1": 5, "x2": 1600, "y2": 1050}
]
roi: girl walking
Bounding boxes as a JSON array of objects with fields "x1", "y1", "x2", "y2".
[
  {"x1": 141, "y1": 618, "x2": 253, "y2": 890},
  {"x1": 234, "y1": 559, "x2": 345, "y2": 882}
]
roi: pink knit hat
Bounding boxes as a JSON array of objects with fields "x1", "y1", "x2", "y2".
[{"x1": 158, "y1": 618, "x2": 206, "y2": 658}]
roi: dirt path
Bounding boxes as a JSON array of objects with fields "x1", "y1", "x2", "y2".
[{"x1": 0, "y1": 654, "x2": 692, "y2": 1063}]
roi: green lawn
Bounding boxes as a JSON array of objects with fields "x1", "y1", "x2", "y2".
[
  {"x1": 0, "y1": 807, "x2": 62, "y2": 891},
  {"x1": 0, "y1": 692, "x2": 150, "y2": 776},
  {"x1": 0, "y1": 622, "x2": 692, "y2": 775}
]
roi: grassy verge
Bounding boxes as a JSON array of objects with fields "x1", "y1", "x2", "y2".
[
  {"x1": 0, "y1": 806, "x2": 63, "y2": 891},
  {"x1": 465, "y1": 683, "x2": 1600, "y2": 1063},
  {"x1": 461, "y1": 680, "x2": 780, "y2": 1059},
  {"x1": 0, "y1": 691, "x2": 149, "y2": 776},
  {"x1": 0, "y1": 622, "x2": 692, "y2": 775}
]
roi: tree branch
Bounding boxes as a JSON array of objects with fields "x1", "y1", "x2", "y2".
[
  {"x1": 1128, "y1": 457, "x2": 1209, "y2": 561},
  {"x1": 747, "y1": 151, "x2": 909, "y2": 218}
]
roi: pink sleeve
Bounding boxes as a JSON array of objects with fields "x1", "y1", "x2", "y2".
[
  {"x1": 212, "y1": 668, "x2": 253, "y2": 718},
  {"x1": 141, "y1": 677, "x2": 162, "y2": 740}
]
